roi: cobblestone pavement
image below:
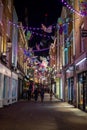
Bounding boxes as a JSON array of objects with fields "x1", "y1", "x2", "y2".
[{"x1": 0, "y1": 93, "x2": 87, "y2": 130}]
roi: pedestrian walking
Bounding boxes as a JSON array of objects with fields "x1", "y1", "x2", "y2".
[
  {"x1": 40, "y1": 87, "x2": 44, "y2": 102},
  {"x1": 28, "y1": 82, "x2": 33, "y2": 100},
  {"x1": 34, "y1": 87, "x2": 38, "y2": 102},
  {"x1": 50, "y1": 88, "x2": 53, "y2": 101}
]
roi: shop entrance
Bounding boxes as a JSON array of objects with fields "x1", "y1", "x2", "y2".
[
  {"x1": 68, "y1": 77, "x2": 74, "y2": 104},
  {"x1": 78, "y1": 72, "x2": 87, "y2": 112},
  {"x1": 83, "y1": 82, "x2": 87, "y2": 112}
]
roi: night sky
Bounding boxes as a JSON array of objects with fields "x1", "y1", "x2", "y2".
[{"x1": 14, "y1": 0, "x2": 62, "y2": 57}]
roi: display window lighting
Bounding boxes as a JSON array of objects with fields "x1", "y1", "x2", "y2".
[{"x1": 76, "y1": 58, "x2": 87, "y2": 66}]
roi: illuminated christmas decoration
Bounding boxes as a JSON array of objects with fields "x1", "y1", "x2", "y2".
[
  {"x1": 26, "y1": 31, "x2": 32, "y2": 40},
  {"x1": 79, "y1": 0, "x2": 87, "y2": 16},
  {"x1": 41, "y1": 24, "x2": 52, "y2": 33},
  {"x1": 57, "y1": 17, "x2": 63, "y2": 25},
  {"x1": 61, "y1": 0, "x2": 84, "y2": 17}
]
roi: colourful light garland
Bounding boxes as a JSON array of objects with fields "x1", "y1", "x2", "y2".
[
  {"x1": 33, "y1": 47, "x2": 49, "y2": 52},
  {"x1": 61, "y1": 0, "x2": 84, "y2": 17},
  {"x1": 8, "y1": 20, "x2": 53, "y2": 39}
]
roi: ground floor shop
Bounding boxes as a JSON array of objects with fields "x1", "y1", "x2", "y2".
[
  {"x1": 77, "y1": 72, "x2": 87, "y2": 112},
  {"x1": 75, "y1": 53, "x2": 87, "y2": 112},
  {"x1": 67, "y1": 77, "x2": 74, "y2": 104},
  {"x1": 0, "y1": 63, "x2": 18, "y2": 108},
  {"x1": 55, "y1": 77, "x2": 63, "y2": 100},
  {"x1": 17, "y1": 71, "x2": 24, "y2": 100}
]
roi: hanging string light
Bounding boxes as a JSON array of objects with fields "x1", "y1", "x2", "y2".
[{"x1": 61, "y1": 0, "x2": 84, "y2": 17}]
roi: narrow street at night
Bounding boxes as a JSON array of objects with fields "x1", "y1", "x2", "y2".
[
  {"x1": 0, "y1": 93, "x2": 87, "y2": 130},
  {"x1": 1, "y1": 1, "x2": 87, "y2": 129}
]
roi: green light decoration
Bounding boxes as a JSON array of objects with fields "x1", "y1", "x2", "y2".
[
  {"x1": 57, "y1": 17, "x2": 63, "y2": 25},
  {"x1": 26, "y1": 31, "x2": 32, "y2": 40}
]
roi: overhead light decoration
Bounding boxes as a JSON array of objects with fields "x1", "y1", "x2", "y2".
[
  {"x1": 79, "y1": 0, "x2": 87, "y2": 16},
  {"x1": 61, "y1": 0, "x2": 84, "y2": 17}
]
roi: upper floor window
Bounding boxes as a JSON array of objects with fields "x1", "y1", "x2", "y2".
[
  {"x1": 80, "y1": 23, "x2": 85, "y2": 53},
  {"x1": 0, "y1": 2, "x2": 3, "y2": 23}
]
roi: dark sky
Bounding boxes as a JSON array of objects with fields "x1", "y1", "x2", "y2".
[
  {"x1": 14, "y1": 0, "x2": 62, "y2": 26},
  {"x1": 14, "y1": 0, "x2": 62, "y2": 57}
]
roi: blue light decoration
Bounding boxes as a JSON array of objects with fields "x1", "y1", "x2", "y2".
[
  {"x1": 64, "y1": 47, "x2": 68, "y2": 51},
  {"x1": 33, "y1": 47, "x2": 49, "y2": 52},
  {"x1": 57, "y1": 17, "x2": 69, "y2": 35},
  {"x1": 63, "y1": 23, "x2": 69, "y2": 34}
]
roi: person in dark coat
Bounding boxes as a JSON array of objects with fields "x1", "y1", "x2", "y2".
[
  {"x1": 34, "y1": 87, "x2": 38, "y2": 102},
  {"x1": 40, "y1": 87, "x2": 44, "y2": 102},
  {"x1": 50, "y1": 88, "x2": 53, "y2": 101},
  {"x1": 28, "y1": 82, "x2": 33, "y2": 100}
]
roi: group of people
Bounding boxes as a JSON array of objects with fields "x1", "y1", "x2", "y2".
[{"x1": 26, "y1": 82, "x2": 53, "y2": 102}]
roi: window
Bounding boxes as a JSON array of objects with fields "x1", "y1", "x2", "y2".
[
  {"x1": 80, "y1": 23, "x2": 85, "y2": 53},
  {"x1": 0, "y1": 2, "x2": 3, "y2": 23},
  {"x1": 6, "y1": 18, "x2": 10, "y2": 37}
]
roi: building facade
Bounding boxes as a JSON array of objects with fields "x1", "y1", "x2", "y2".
[
  {"x1": 0, "y1": 0, "x2": 28, "y2": 107},
  {"x1": 52, "y1": 0, "x2": 87, "y2": 112}
]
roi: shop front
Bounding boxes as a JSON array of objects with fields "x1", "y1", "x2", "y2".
[
  {"x1": 55, "y1": 78, "x2": 60, "y2": 99},
  {"x1": 78, "y1": 72, "x2": 87, "y2": 112},
  {"x1": 11, "y1": 72, "x2": 18, "y2": 103},
  {"x1": 55, "y1": 73, "x2": 63, "y2": 100},
  {"x1": 3, "y1": 75, "x2": 11, "y2": 105},
  {"x1": 0, "y1": 63, "x2": 11, "y2": 107},
  {"x1": 67, "y1": 77, "x2": 74, "y2": 104},
  {"x1": 17, "y1": 70, "x2": 24, "y2": 100},
  {"x1": 66, "y1": 66, "x2": 74, "y2": 104},
  {"x1": 75, "y1": 53, "x2": 87, "y2": 112},
  {"x1": 0, "y1": 73, "x2": 4, "y2": 107}
]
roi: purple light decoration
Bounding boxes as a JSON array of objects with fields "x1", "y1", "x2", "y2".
[
  {"x1": 40, "y1": 34, "x2": 42, "y2": 36},
  {"x1": 8, "y1": 20, "x2": 51, "y2": 38},
  {"x1": 9, "y1": 21, "x2": 11, "y2": 24},
  {"x1": 48, "y1": 36, "x2": 50, "y2": 39},
  {"x1": 61, "y1": 0, "x2": 64, "y2": 3},
  {"x1": 17, "y1": 25, "x2": 19, "y2": 28},
  {"x1": 33, "y1": 28, "x2": 35, "y2": 30},
  {"x1": 37, "y1": 28, "x2": 39, "y2": 30},
  {"x1": 64, "y1": 2, "x2": 66, "y2": 5},
  {"x1": 68, "y1": 6, "x2": 71, "y2": 9},
  {"x1": 33, "y1": 48, "x2": 49, "y2": 52},
  {"x1": 61, "y1": 0, "x2": 84, "y2": 17}
]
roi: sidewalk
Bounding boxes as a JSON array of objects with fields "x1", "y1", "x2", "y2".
[{"x1": 43, "y1": 93, "x2": 87, "y2": 117}]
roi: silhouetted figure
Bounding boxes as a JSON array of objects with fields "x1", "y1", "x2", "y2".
[
  {"x1": 50, "y1": 89, "x2": 53, "y2": 101},
  {"x1": 40, "y1": 87, "x2": 44, "y2": 102},
  {"x1": 28, "y1": 82, "x2": 33, "y2": 100},
  {"x1": 34, "y1": 88, "x2": 38, "y2": 102}
]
